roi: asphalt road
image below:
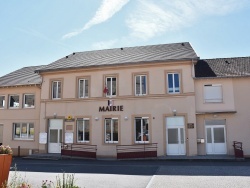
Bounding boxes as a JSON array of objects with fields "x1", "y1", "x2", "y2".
[{"x1": 9, "y1": 158, "x2": 250, "y2": 188}]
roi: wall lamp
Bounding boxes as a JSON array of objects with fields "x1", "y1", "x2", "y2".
[
  {"x1": 95, "y1": 117, "x2": 99, "y2": 121},
  {"x1": 173, "y1": 109, "x2": 177, "y2": 116},
  {"x1": 124, "y1": 116, "x2": 128, "y2": 120},
  {"x1": 53, "y1": 113, "x2": 57, "y2": 119}
]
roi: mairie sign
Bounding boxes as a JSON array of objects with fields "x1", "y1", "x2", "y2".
[
  {"x1": 99, "y1": 100, "x2": 124, "y2": 112},
  {"x1": 99, "y1": 105, "x2": 123, "y2": 112}
]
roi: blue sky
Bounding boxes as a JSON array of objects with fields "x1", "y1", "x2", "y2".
[{"x1": 1, "y1": 0, "x2": 250, "y2": 77}]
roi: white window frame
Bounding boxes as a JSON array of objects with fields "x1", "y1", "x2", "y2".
[
  {"x1": 104, "y1": 118, "x2": 119, "y2": 143},
  {"x1": 23, "y1": 94, "x2": 35, "y2": 108},
  {"x1": 76, "y1": 118, "x2": 90, "y2": 143},
  {"x1": 204, "y1": 84, "x2": 223, "y2": 103},
  {"x1": 0, "y1": 95, "x2": 5, "y2": 109},
  {"x1": 52, "y1": 81, "x2": 61, "y2": 99},
  {"x1": 13, "y1": 123, "x2": 34, "y2": 140},
  {"x1": 135, "y1": 117, "x2": 149, "y2": 143},
  {"x1": 167, "y1": 73, "x2": 180, "y2": 94},
  {"x1": 78, "y1": 79, "x2": 89, "y2": 98},
  {"x1": 135, "y1": 75, "x2": 147, "y2": 96},
  {"x1": 105, "y1": 77, "x2": 117, "y2": 97},
  {"x1": 9, "y1": 94, "x2": 20, "y2": 108}
]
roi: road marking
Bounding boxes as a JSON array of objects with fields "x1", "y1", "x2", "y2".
[
  {"x1": 146, "y1": 166, "x2": 160, "y2": 188},
  {"x1": 146, "y1": 175, "x2": 156, "y2": 188}
]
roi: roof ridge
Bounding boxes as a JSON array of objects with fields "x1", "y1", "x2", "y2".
[{"x1": 71, "y1": 42, "x2": 190, "y2": 54}]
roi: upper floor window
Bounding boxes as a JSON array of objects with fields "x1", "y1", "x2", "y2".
[
  {"x1": 204, "y1": 84, "x2": 222, "y2": 103},
  {"x1": 105, "y1": 77, "x2": 117, "y2": 97},
  {"x1": 77, "y1": 118, "x2": 90, "y2": 142},
  {"x1": 24, "y1": 94, "x2": 35, "y2": 108},
  {"x1": 79, "y1": 79, "x2": 89, "y2": 98},
  {"x1": 13, "y1": 123, "x2": 34, "y2": 140},
  {"x1": 135, "y1": 117, "x2": 149, "y2": 143},
  {"x1": 52, "y1": 81, "x2": 61, "y2": 99},
  {"x1": 135, "y1": 75, "x2": 147, "y2": 96},
  {"x1": 104, "y1": 118, "x2": 118, "y2": 143},
  {"x1": 9, "y1": 95, "x2": 19, "y2": 108},
  {"x1": 167, "y1": 73, "x2": 180, "y2": 94},
  {"x1": 0, "y1": 96, "x2": 5, "y2": 108}
]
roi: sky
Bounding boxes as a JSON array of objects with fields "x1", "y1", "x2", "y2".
[{"x1": 1, "y1": 0, "x2": 250, "y2": 77}]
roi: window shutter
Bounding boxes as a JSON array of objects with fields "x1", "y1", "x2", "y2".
[{"x1": 204, "y1": 84, "x2": 222, "y2": 102}]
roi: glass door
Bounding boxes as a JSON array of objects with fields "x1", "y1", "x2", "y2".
[
  {"x1": 0, "y1": 124, "x2": 3, "y2": 145},
  {"x1": 166, "y1": 117, "x2": 186, "y2": 155},
  {"x1": 206, "y1": 125, "x2": 226, "y2": 154},
  {"x1": 48, "y1": 119, "x2": 63, "y2": 153}
]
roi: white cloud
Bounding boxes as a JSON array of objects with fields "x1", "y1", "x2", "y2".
[
  {"x1": 126, "y1": 0, "x2": 247, "y2": 40},
  {"x1": 91, "y1": 39, "x2": 118, "y2": 50},
  {"x1": 62, "y1": 0, "x2": 130, "y2": 39}
]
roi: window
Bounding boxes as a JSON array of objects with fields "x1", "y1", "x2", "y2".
[
  {"x1": 135, "y1": 75, "x2": 147, "y2": 95},
  {"x1": 105, "y1": 77, "x2": 116, "y2": 97},
  {"x1": 24, "y1": 94, "x2": 35, "y2": 108},
  {"x1": 135, "y1": 117, "x2": 149, "y2": 143},
  {"x1": 167, "y1": 73, "x2": 180, "y2": 94},
  {"x1": 204, "y1": 84, "x2": 222, "y2": 103},
  {"x1": 104, "y1": 118, "x2": 118, "y2": 143},
  {"x1": 52, "y1": 81, "x2": 61, "y2": 99},
  {"x1": 13, "y1": 123, "x2": 34, "y2": 140},
  {"x1": 0, "y1": 96, "x2": 5, "y2": 108},
  {"x1": 77, "y1": 118, "x2": 90, "y2": 142},
  {"x1": 79, "y1": 79, "x2": 89, "y2": 98},
  {"x1": 9, "y1": 95, "x2": 19, "y2": 108}
]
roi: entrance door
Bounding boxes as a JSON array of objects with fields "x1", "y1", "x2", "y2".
[
  {"x1": 166, "y1": 116, "x2": 186, "y2": 155},
  {"x1": 206, "y1": 125, "x2": 226, "y2": 154},
  {"x1": 0, "y1": 124, "x2": 3, "y2": 145},
  {"x1": 48, "y1": 119, "x2": 63, "y2": 153}
]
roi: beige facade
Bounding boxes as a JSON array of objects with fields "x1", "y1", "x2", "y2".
[
  {"x1": 39, "y1": 61, "x2": 197, "y2": 157},
  {"x1": 0, "y1": 86, "x2": 41, "y2": 155},
  {"x1": 195, "y1": 77, "x2": 250, "y2": 157},
  {"x1": 1, "y1": 43, "x2": 249, "y2": 158}
]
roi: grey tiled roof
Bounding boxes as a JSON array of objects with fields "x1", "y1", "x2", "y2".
[
  {"x1": 195, "y1": 57, "x2": 250, "y2": 78},
  {"x1": 36, "y1": 42, "x2": 198, "y2": 73},
  {"x1": 0, "y1": 66, "x2": 43, "y2": 87}
]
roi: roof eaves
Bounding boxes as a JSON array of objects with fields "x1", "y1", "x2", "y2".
[
  {"x1": 0, "y1": 83, "x2": 42, "y2": 88},
  {"x1": 194, "y1": 75, "x2": 250, "y2": 79},
  {"x1": 36, "y1": 57, "x2": 198, "y2": 74}
]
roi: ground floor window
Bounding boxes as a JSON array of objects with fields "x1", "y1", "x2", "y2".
[
  {"x1": 105, "y1": 118, "x2": 118, "y2": 143},
  {"x1": 77, "y1": 118, "x2": 90, "y2": 142},
  {"x1": 13, "y1": 123, "x2": 34, "y2": 140},
  {"x1": 135, "y1": 117, "x2": 149, "y2": 143}
]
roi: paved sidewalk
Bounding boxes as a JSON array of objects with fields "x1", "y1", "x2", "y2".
[
  {"x1": 8, "y1": 171, "x2": 151, "y2": 188},
  {"x1": 9, "y1": 165, "x2": 250, "y2": 188}
]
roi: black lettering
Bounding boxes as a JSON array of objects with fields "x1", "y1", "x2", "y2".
[
  {"x1": 113, "y1": 106, "x2": 117, "y2": 111},
  {"x1": 106, "y1": 106, "x2": 110, "y2": 111},
  {"x1": 120, "y1": 105, "x2": 124, "y2": 111},
  {"x1": 99, "y1": 106, "x2": 105, "y2": 112}
]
